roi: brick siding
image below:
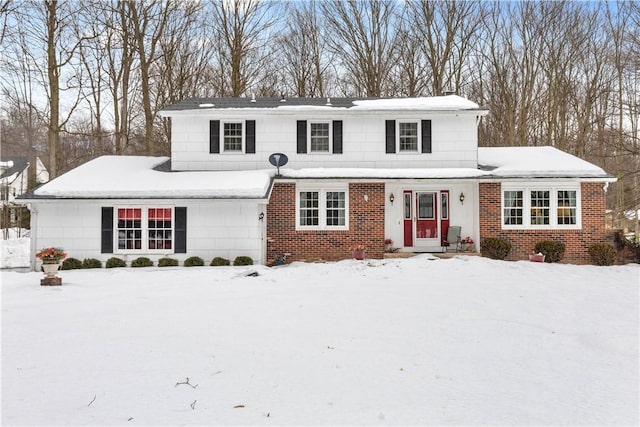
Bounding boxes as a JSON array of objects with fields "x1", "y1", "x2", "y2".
[
  {"x1": 266, "y1": 182, "x2": 385, "y2": 264},
  {"x1": 479, "y1": 182, "x2": 609, "y2": 264}
]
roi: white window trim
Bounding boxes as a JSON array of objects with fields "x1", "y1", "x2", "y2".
[
  {"x1": 221, "y1": 120, "x2": 245, "y2": 153},
  {"x1": 308, "y1": 120, "x2": 333, "y2": 154},
  {"x1": 114, "y1": 206, "x2": 176, "y2": 254},
  {"x1": 295, "y1": 184, "x2": 349, "y2": 231},
  {"x1": 396, "y1": 119, "x2": 421, "y2": 153},
  {"x1": 501, "y1": 185, "x2": 581, "y2": 230}
]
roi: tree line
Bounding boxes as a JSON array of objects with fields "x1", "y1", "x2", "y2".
[{"x1": 0, "y1": 0, "x2": 638, "y2": 224}]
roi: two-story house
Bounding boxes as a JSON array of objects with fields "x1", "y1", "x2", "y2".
[{"x1": 21, "y1": 95, "x2": 615, "y2": 267}]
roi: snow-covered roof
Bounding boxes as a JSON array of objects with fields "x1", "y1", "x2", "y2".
[
  {"x1": 478, "y1": 147, "x2": 612, "y2": 178},
  {"x1": 30, "y1": 156, "x2": 273, "y2": 199},
  {"x1": 160, "y1": 95, "x2": 487, "y2": 114},
  {"x1": 24, "y1": 147, "x2": 613, "y2": 200}
]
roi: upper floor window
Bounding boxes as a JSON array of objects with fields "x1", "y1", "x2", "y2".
[
  {"x1": 310, "y1": 122, "x2": 331, "y2": 152},
  {"x1": 209, "y1": 120, "x2": 255, "y2": 154},
  {"x1": 398, "y1": 121, "x2": 419, "y2": 152},
  {"x1": 386, "y1": 119, "x2": 431, "y2": 154},
  {"x1": 223, "y1": 122, "x2": 243, "y2": 152},
  {"x1": 502, "y1": 186, "x2": 580, "y2": 229}
]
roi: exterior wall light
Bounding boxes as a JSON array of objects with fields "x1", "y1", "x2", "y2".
[
  {"x1": 389, "y1": 193, "x2": 395, "y2": 203},
  {"x1": 459, "y1": 193, "x2": 465, "y2": 204}
]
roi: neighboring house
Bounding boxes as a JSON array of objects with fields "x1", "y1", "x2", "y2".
[
  {"x1": 1, "y1": 156, "x2": 49, "y2": 203},
  {"x1": 20, "y1": 95, "x2": 616, "y2": 267}
]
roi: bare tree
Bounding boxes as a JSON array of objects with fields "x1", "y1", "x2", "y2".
[
  {"x1": 322, "y1": 0, "x2": 398, "y2": 97},
  {"x1": 207, "y1": 0, "x2": 279, "y2": 97}
]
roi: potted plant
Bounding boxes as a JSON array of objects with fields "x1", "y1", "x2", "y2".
[
  {"x1": 350, "y1": 244, "x2": 368, "y2": 260},
  {"x1": 36, "y1": 247, "x2": 67, "y2": 278},
  {"x1": 529, "y1": 252, "x2": 546, "y2": 262},
  {"x1": 384, "y1": 238, "x2": 393, "y2": 252}
]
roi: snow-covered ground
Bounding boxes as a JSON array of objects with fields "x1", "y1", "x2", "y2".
[
  {"x1": 0, "y1": 229, "x2": 30, "y2": 269},
  {"x1": 2, "y1": 254, "x2": 639, "y2": 426}
]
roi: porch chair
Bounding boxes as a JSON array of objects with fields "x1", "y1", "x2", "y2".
[{"x1": 445, "y1": 226, "x2": 462, "y2": 252}]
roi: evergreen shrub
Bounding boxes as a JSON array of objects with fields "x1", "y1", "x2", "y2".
[
  {"x1": 480, "y1": 237, "x2": 511, "y2": 260},
  {"x1": 534, "y1": 240, "x2": 565, "y2": 263},
  {"x1": 210, "y1": 257, "x2": 230, "y2": 266},
  {"x1": 588, "y1": 243, "x2": 617, "y2": 266},
  {"x1": 158, "y1": 257, "x2": 179, "y2": 267},
  {"x1": 233, "y1": 256, "x2": 254, "y2": 266},
  {"x1": 184, "y1": 256, "x2": 204, "y2": 267},
  {"x1": 131, "y1": 257, "x2": 153, "y2": 267},
  {"x1": 106, "y1": 257, "x2": 127, "y2": 268},
  {"x1": 82, "y1": 258, "x2": 102, "y2": 269},
  {"x1": 61, "y1": 257, "x2": 82, "y2": 270}
]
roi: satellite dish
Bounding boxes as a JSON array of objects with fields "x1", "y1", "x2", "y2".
[{"x1": 268, "y1": 153, "x2": 288, "y2": 176}]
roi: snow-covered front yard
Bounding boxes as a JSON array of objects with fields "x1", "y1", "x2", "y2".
[{"x1": 2, "y1": 255, "x2": 638, "y2": 426}]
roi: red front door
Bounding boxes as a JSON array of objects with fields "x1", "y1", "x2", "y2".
[
  {"x1": 403, "y1": 191, "x2": 413, "y2": 247},
  {"x1": 415, "y1": 192, "x2": 438, "y2": 240}
]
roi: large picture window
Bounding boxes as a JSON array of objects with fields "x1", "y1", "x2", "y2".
[
  {"x1": 117, "y1": 207, "x2": 174, "y2": 252},
  {"x1": 502, "y1": 187, "x2": 580, "y2": 229},
  {"x1": 297, "y1": 187, "x2": 348, "y2": 230}
]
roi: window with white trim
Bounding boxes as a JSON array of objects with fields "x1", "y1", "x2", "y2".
[
  {"x1": 116, "y1": 207, "x2": 174, "y2": 252},
  {"x1": 223, "y1": 121, "x2": 243, "y2": 152},
  {"x1": 297, "y1": 186, "x2": 348, "y2": 230},
  {"x1": 309, "y1": 122, "x2": 331, "y2": 152},
  {"x1": 501, "y1": 187, "x2": 580, "y2": 229},
  {"x1": 398, "y1": 121, "x2": 419, "y2": 152}
]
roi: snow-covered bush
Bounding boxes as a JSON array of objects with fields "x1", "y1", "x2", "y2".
[
  {"x1": 184, "y1": 256, "x2": 204, "y2": 267},
  {"x1": 210, "y1": 257, "x2": 230, "y2": 266},
  {"x1": 480, "y1": 237, "x2": 511, "y2": 260},
  {"x1": 233, "y1": 256, "x2": 254, "y2": 266},
  {"x1": 588, "y1": 243, "x2": 617, "y2": 266},
  {"x1": 106, "y1": 257, "x2": 126, "y2": 268},
  {"x1": 131, "y1": 257, "x2": 153, "y2": 268},
  {"x1": 158, "y1": 257, "x2": 179, "y2": 267},
  {"x1": 61, "y1": 258, "x2": 82, "y2": 270},
  {"x1": 82, "y1": 258, "x2": 102, "y2": 269},
  {"x1": 534, "y1": 240, "x2": 565, "y2": 263}
]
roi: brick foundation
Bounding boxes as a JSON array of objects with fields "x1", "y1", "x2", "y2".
[
  {"x1": 479, "y1": 182, "x2": 609, "y2": 264},
  {"x1": 266, "y1": 182, "x2": 385, "y2": 264}
]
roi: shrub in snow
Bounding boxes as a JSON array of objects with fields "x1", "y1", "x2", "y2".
[
  {"x1": 158, "y1": 257, "x2": 179, "y2": 267},
  {"x1": 184, "y1": 256, "x2": 204, "y2": 267},
  {"x1": 210, "y1": 257, "x2": 230, "y2": 266},
  {"x1": 480, "y1": 237, "x2": 511, "y2": 260},
  {"x1": 106, "y1": 257, "x2": 127, "y2": 268},
  {"x1": 61, "y1": 257, "x2": 82, "y2": 270},
  {"x1": 131, "y1": 257, "x2": 153, "y2": 268},
  {"x1": 233, "y1": 256, "x2": 254, "y2": 266},
  {"x1": 588, "y1": 243, "x2": 617, "y2": 266},
  {"x1": 534, "y1": 240, "x2": 565, "y2": 263},
  {"x1": 82, "y1": 258, "x2": 102, "y2": 269}
]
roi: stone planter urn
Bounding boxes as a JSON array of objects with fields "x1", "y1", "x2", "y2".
[{"x1": 41, "y1": 260, "x2": 62, "y2": 286}]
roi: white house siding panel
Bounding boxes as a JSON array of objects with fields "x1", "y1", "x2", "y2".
[
  {"x1": 30, "y1": 199, "x2": 265, "y2": 268},
  {"x1": 170, "y1": 111, "x2": 479, "y2": 171}
]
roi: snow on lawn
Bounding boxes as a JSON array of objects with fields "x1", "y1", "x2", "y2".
[{"x1": 2, "y1": 256, "x2": 638, "y2": 426}]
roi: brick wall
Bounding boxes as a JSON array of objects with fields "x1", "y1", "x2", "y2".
[
  {"x1": 479, "y1": 182, "x2": 609, "y2": 264},
  {"x1": 266, "y1": 182, "x2": 385, "y2": 264}
]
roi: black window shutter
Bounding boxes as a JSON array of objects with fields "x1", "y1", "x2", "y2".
[
  {"x1": 421, "y1": 119, "x2": 432, "y2": 153},
  {"x1": 385, "y1": 120, "x2": 396, "y2": 153},
  {"x1": 101, "y1": 207, "x2": 113, "y2": 254},
  {"x1": 174, "y1": 207, "x2": 187, "y2": 253},
  {"x1": 332, "y1": 120, "x2": 343, "y2": 154},
  {"x1": 209, "y1": 120, "x2": 220, "y2": 153},
  {"x1": 245, "y1": 120, "x2": 256, "y2": 153},
  {"x1": 297, "y1": 120, "x2": 307, "y2": 154}
]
